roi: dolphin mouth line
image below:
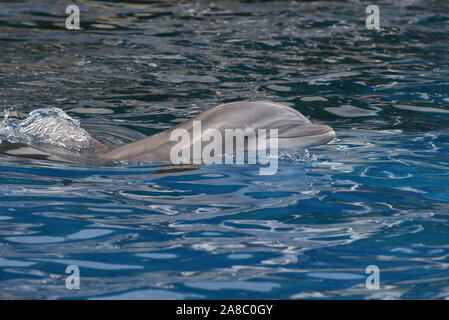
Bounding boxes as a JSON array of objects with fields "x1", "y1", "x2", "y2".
[
  {"x1": 309, "y1": 129, "x2": 336, "y2": 141},
  {"x1": 279, "y1": 126, "x2": 335, "y2": 139}
]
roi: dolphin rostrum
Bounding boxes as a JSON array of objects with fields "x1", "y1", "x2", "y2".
[{"x1": 94, "y1": 101, "x2": 335, "y2": 162}]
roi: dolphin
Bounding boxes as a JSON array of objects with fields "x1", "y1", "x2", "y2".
[
  {"x1": 93, "y1": 101, "x2": 335, "y2": 162},
  {"x1": 0, "y1": 101, "x2": 335, "y2": 164}
]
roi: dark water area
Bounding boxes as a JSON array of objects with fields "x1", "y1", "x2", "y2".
[{"x1": 0, "y1": 0, "x2": 449, "y2": 299}]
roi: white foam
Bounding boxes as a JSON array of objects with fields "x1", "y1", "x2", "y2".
[{"x1": 0, "y1": 107, "x2": 94, "y2": 152}]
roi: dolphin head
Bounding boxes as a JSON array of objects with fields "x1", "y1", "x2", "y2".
[{"x1": 243, "y1": 102, "x2": 335, "y2": 150}]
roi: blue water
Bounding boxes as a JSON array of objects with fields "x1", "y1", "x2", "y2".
[{"x1": 0, "y1": 0, "x2": 449, "y2": 299}]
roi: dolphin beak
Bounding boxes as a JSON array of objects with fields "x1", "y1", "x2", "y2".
[
  {"x1": 302, "y1": 124, "x2": 335, "y2": 147},
  {"x1": 277, "y1": 123, "x2": 336, "y2": 149}
]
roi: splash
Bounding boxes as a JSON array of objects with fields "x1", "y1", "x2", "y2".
[
  {"x1": 278, "y1": 148, "x2": 316, "y2": 163},
  {"x1": 0, "y1": 107, "x2": 94, "y2": 152}
]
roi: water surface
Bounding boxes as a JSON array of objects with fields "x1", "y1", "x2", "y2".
[{"x1": 0, "y1": 0, "x2": 449, "y2": 299}]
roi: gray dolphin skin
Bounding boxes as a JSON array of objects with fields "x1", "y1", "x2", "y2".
[{"x1": 96, "y1": 101, "x2": 335, "y2": 162}]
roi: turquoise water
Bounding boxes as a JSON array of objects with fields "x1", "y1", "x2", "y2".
[{"x1": 0, "y1": 0, "x2": 449, "y2": 299}]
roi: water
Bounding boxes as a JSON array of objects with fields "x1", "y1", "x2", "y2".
[{"x1": 0, "y1": 0, "x2": 448, "y2": 299}]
